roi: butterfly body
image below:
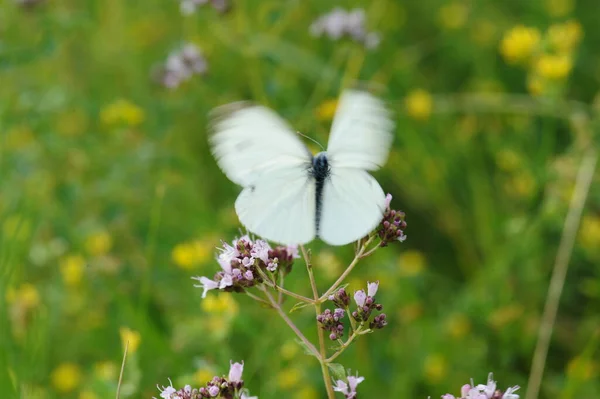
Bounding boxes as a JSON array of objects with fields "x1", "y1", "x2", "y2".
[{"x1": 209, "y1": 89, "x2": 394, "y2": 246}]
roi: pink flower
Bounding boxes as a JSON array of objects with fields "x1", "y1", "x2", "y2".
[
  {"x1": 228, "y1": 360, "x2": 244, "y2": 383},
  {"x1": 354, "y1": 290, "x2": 366, "y2": 307},
  {"x1": 192, "y1": 276, "x2": 219, "y2": 298},
  {"x1": 367, "y1": 281, "x2": 379, "y2": 297}
]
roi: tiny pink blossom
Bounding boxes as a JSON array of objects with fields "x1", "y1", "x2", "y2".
[
  {"x1": 384, "y1": 193, "x2": 392, "y2": 209},
  {"x1": 354, "y1": 290, "x2": 367, "y2": 307},
  {"x1": 219, "y1": 273, "x2": 233, "y2": 289},
  {"x1": 286, "y1": 244, "x2": 300, "y2": 259},
  {"x1": 250, "y1": 240, "x2": 271, "y2": 263},
  {"x1": 367, "y1": 281, "x2": 379, "y2": 297},
  {"x1": 228, "y1": 360, "x2": 244, "y2": 383},
  {"x1": 156, "y1": 379, "x2": 176, "y2": 399},
  {"x1": 503, "y1": 386, "x2": 520, "y2": 399},
  {"x1": 442, "y1": 395, "x2": 456, "y2": 399},
  {"x1": 461, "y1": 384, "x2": 471, "y2": 397},
  {"x1": 192, "y1": 276, "x2": 219, "y2": 298},
  {"x1": 208, "y1": 385, "x2": 220, "y2": 397}
]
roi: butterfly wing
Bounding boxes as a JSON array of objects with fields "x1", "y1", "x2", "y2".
[
  {"x1": 319, "y1": 89, "x2": 394, "y2": 245},
  {"x1": 209, "y1": 103, "x2": 316, "y2": 245},
  {"x1": 318, "y1": 168, "x2": 386, "y2": 246},
  {"x1": 326, "y1": 89, "x2": 394, "y2": 170}
]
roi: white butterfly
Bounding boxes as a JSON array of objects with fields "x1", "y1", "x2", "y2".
[{"x1": 209, "y1": 89, "x2": 394, "y2": 246}]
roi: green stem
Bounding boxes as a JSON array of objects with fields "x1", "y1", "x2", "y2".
[{"x1": 301, "y1": 245, "x2": 336, "y2": 399}]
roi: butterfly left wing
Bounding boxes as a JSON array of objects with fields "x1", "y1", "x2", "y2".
[
  {"x1": 235, "y1": 166, "x2": 316, "y2": 245},
  {"x1": 318, "y1": 168, "x2": 385, "y2": 246},
  {"x1": 209, "y1": 103, "x2": 316, "y2": 245}
]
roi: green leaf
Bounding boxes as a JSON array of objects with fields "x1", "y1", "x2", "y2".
[
  {"x1": 327, "y1": 363, "x2": 347, "y2": 381},
  {"x1": 289, "y1": 301, "x2": 311, "y2": 313}
]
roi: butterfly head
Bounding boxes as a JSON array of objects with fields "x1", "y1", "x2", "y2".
[{"x1": 312, "y1": 152, "x2": 331, "y2": 181}]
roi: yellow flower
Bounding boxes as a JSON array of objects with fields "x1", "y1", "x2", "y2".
[
  {"x1": 547, "y1": 20, "x2": 583, "y2": 53},
  {"x1": 60, "y1": 255, "x2": 86, "y2": 287},
  {"x1": 488, "y1": 304, "x2": 524, "y2": 329},
  {"x1": 438, "y1": 2, "x2": 469, "y2": 30},
  {"x1": 495, "y1": 149, "x2": 522, "y2": 172},
  {"x1": 505, "y1": 172, "x2": 536, "y2": 199},
  {"x1": 280, "y1": 340, "x2": 300, "y2": 361},
  {"x1": 6, "y1": 283, "x2": 41, "y2": 309},
  {"x1": 194, "y1": 367, "x2": 215, "y2": 385},
  {"x1": 172, "y1": 240, "x2": 211, "y2": 270},
  {"x1": 398, "y1": 250, "x2": 426, "y2": 277},
  {"x1": 294, "y1": 386, "x2": 319, "y2": 399},
  {"x1": 80, "y1": 391, "x2": 99, "y2": 399},
  {"x1": 527, "y1": 74, "x2": 546, "y2": 96},
  {"x1": 405, "y1": 89, "x2": 433, "y2": 121},
  {"x1": 445, "y1": 313, "x2": 471, "y2": 339},
  {"x1": 579, "y1": 215, "x2": 600, "y2": 250},
  {"x1": 4, "y1": 125, "x2": 35, "y2": 150},
  {"x1": 51, "y1": 363, "x2": 82, "y2": 393},
  {"x1": 94, "y1": 361, "x2": 117, "y2": 381},
  {"x1": 201, "y1": 293, "x2": 239, "y2": 315},
  {"x1": 85, "y1": 231, "x2": 112, "y2": 257},
  {"x1": 567, "y1": 356, "x2": 598, "y2": 380},
  {"x1": 277, "y1": 368, "x2": 301, "y2": 390},
  {"x1": 424, "y1": 354, "x2": 447, "y2": 383},
  {"x1": 315, "y1": 99, "x2": 338, "y2": 121},
  {"x1": 544, "y1": 0, "x2": 574, "y2": 17},
  {"x1": 500, "y1": 25, "x2": 541, "y2": 64},
  {"x1": 120, "y1": 327, "x2": 141, "y2": 354},
  {"x1": 535, "y1": 54, "x2": 573, "y2": 80},
  {"x1": 100, "y1": 99, "x2": 145, "y2": 127},
  {"x1": 314, "y1": 250, "x2": 342, "y2": 280}
]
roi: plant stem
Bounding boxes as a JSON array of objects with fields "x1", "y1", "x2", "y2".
[
  {"x1": 301, "y1": 245, "x2": 336, "y2": 399},
  {"x1": 256, "y1": 267, "x2": 314, "y2": 304},
  {"x1": 327, "y1": 328, "x2": 361, "y2": 363},
  {"x1": 259, "y1": 286, "x2": 320, "y2": 359},
  {"x1": 525, "y1": 149, "x2": 598, "y2": 399},
  {"x1": 245, "y1": 291, "x2": 271, "y2": 306},
  {"x1": 319, "y1": 236, "x2": 376, "y2": 302}
]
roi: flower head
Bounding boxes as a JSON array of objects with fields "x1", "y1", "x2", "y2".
[
  {"x1": 441, "y1": 373, "x2": 520, "y2": 399},
  {"x1": 193, "y1": 236, "x2": 297, "y2": 298},
  {"x1": 228, "y1": 361, "x2": 244, "y2": 383},
  {"x1": 310, "y1": 7, "x2": 381, "y2": 49},
  {"x1": 153, "y1": 43, "x2": 208, "y2": 89},
  {"x1": 377, "y1": 194, "x2": 407, "y2": 246},
  {"x1": 333, "y1": 372, "x2": 364, "y2": 399}
]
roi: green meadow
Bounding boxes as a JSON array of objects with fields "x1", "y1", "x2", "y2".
[{"x1": 1, "y1": 0, "x2": 599, "y2": 398}]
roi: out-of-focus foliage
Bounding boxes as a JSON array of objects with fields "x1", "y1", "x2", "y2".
[{"x1": 1, "y1": 0, "x2": 599, "y2": 398}]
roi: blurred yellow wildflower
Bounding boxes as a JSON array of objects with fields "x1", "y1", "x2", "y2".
[
  {"x1": 445, "y1": 313, "x2": 471, "y2": 339},
  {"x1": 424, "y1": 353, "x2": 447, "y2": 383},
  {"x1": 60, "y1": 255, "x2": 86, "y2": 287},
  {"x1": 579, "y1": 215, "x2": 600, "y2": 250},
  {"x1": 4, "y1": 125, "x2": 35, "y2": 150},
  {"x1": 500, "y1": 25, "x2": 541, "y2": 64},
  {"x1": 405, "y1": 89, "x2": 433, "y2": 120},
  {"x1": 314, "y1": 250, "x2": 342, "y2": 280},
  {"x1": 488, "y1": 304, "x2": 524, "y2": 329},
  {"x1": 6, "y1": 283, "x2": 40, "y2": 309},
  {"x1": 535, "y1": 54, "x2": 572, "y2": 80},
  {"x1": 280, "y1": 340, "x2": 300, "y2": 361},
  {"x1": 547, "y1": 20, "x2": 583, "y2": 53},
  {"x1": 277, "y1": 368, "x2": 301, "y2": 390},
  {"x1": 201, "y1": 292, "x2": 239, "y2": 315},
  {"x1": 438, "y1": 2, "x2": 469, "y2": 30},
  {"x1": 567, "y1": 356, "x2": 598, "y2": 380},
  {"x1": 172, "y1": 240, "x2": 211, "y2": 269},
  {"x1": 100, "y1": 99, "x2": 145, "y2": 127},
  {"x1": 316, "y1": 98, "x2": 338, "y2": 121},
  {"x1": 294, "y1": 386, "x2": 319, "y2": 399},
  {"x1": 527, "y1": 75, "x2": 545, "y2": 96},
  {"x1": 2, "y1": 214, "x2": 31, "y2": 242},
  {"x1": 120, "y1": 327, "x2": 141, "y2": 354},
  {"x1": 51, "y1": 363, "x2": 82, "y2": 393},
  {"x1": 94, "y1": 361, "x2": 117, "y2": 381},
  {"x1": 495, "y1": 149, "x2": 523, "y2": 172},
  {"x1": 79, "y1": 391, "x2": 99, "y2": 399},
  {"x1": 544, "y1": 0, "x2": 574, "y2": 17},
  {"x1": 194, "y1": 367, "x2": 215, "y2": 385},
  {"x1": 85, "y1": 231, "x2": 113, "y2": 257},
  {"x1": 506, "y1": 172, "x2": 537, "y2": 199},
  {"x1": 399, "y1": 302, "x2": 423, "y2": 323},
  {"x1": 398, "y1": 250, "x2": 426, "y2": 277}
]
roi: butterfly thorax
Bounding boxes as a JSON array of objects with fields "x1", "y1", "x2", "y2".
[{"x1": 311, "y1": 152, "x2": 331, "y2": 181}]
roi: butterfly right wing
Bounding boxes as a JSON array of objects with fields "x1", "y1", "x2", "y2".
[{"x1": 209, "y1": 103, "x2": 316, "y2": 245}]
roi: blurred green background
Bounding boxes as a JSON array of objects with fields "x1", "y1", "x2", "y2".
[{"x1": 1, "y1": 0, "x2": 600, "y2": 398}]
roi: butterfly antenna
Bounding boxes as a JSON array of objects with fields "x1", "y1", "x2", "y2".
[{"x1": 296, "y1": 131, "x2": 325, "y2": 151}]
